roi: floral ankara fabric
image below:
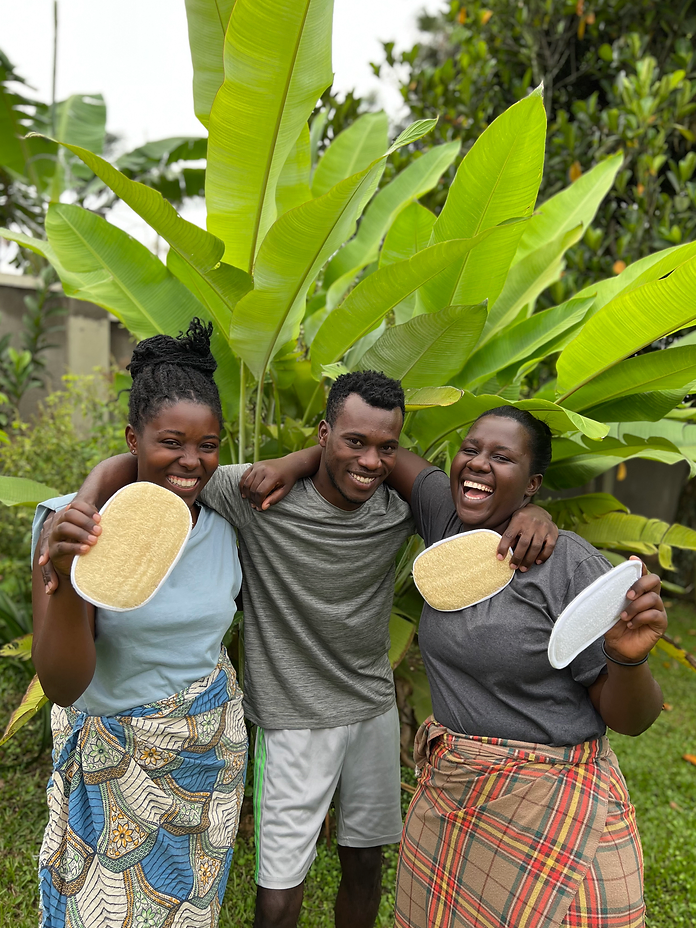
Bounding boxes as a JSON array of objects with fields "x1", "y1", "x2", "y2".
[{"x1": 39, "y1": 649, "x2": 247, "y2": 928}]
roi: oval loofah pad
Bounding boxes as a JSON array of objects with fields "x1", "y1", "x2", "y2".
[
  {"x1": 412, "y1": 529, "x2": 513, "y2": 612},
  {"x1": 547, "y1": 559, "x2": 643, "y2": 669},
  {"x1": 71, "y1": 482, "x2": 192, "y2": 612}
]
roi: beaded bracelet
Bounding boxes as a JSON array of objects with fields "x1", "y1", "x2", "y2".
[{"x1": 601, "y1": 641, "x2": 648, "y2": 666}]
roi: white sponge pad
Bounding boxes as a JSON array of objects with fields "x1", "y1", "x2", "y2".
[{"x1": 547, "y1": 559, "x2": 643, "y2": 669}]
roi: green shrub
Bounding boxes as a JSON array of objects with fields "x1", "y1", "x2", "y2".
[{"x1": 0, "y1": 374, "x2": 127, "y2": 599}]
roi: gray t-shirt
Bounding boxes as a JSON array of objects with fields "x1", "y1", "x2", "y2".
[
  {"x1": 412, "y1": 467, "x2": 609, "y2": 747},
  {"x1": 200, "y1": 465, "x2": 415, "y2": 729}
]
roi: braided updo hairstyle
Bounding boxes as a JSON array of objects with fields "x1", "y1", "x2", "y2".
[{"x1": 127, "y1": 318, "x2": 223, "y2": 432}]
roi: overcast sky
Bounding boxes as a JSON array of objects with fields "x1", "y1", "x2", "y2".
[
  {"x1": 0, "y1": 0, "x2": 444, "y2": 265},
  {"x1": 2, "y1": 0, "x2": 444, "y2": 147}
]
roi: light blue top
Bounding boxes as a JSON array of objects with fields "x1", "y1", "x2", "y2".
[{"x1": 32, "y1": 493, "x2": 242, "y2": 716}]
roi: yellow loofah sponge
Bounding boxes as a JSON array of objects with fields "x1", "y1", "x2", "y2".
[
  {"x1": 71, "y1": 482, "x2": 192, "y2": 611},
  {"x1": 412, "y1": 529, "x2": 513, "y2": 612}
]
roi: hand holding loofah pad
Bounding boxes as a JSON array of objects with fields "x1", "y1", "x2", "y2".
[
  {"x1": 413, "y1": 529, "x2": 513, "y2": 612},
  {"x1": 71, "y1": 482, "x2": 192, "y2": 611},
  {"x1": 547, "y1": 559, "x2": 643, "y2": 669}
]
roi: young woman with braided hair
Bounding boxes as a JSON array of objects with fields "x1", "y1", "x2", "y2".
[{"x1": 31, "y1": 320, "x2": 249, "y2": 928}]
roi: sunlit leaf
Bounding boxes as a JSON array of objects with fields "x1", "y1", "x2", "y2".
[{"x1": 0, "y1": 675, "x2": 47, "y2": 746}]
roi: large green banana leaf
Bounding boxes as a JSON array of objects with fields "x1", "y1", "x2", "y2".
[
  {"x1": 311, "y1": 233, "x2": 498, "y2": 377},
  {"x1": 0, "y1": 79, "x2": 27, "y2": 175},
  {"x1": 42, "y1": 139, "x2": 221, "y2": 270},
  {"x1": 557, "y1": 254, "x2": 696, "y2": 400},
  {"x1": 481, "y1": 225, "x2": 584, "y2": 340},
  {"x1": 420, "y1": 90, "x2": 546, "y2": 314},
  {"x1": 575, "y1": 390, "x2": 690, "y2": 424},
  {"x1": 575, "y1": 511, "x2": 696, "y2": 556},
  {"x1": 577, "y1": 241, "x2": 696, "y2": 321},
  {"x1": 51, "y1": 94, "x2": 107, "y2": 198},
  {"x1": 311, "y1": 112, "x2": 388, "y2": 198},
  {"x1": 379, "y1": 202, "x2": 437, "y2": 323},
  {"x1": 410, "y1": 394, "x2": 607, "y2": 456},
  {"x1": 460, "y1": 296, "x2": 594, "y2": 389},
  {"x1": 40, "y1": 137, "x2": 253, "y2": 313},
  {"x1": 166, "y1": 251, "x2": 245, "y2": 415},
  {"x1": 276, "y1": 124, "x2": 312, "y2": 216},
  {"x1": 404, "y1": 386, "x2": 463, "y2": 410},
  {"x1": 0, "y1": 80, "x2": 55, "y2": 189},
  {"x1": 40, "y1": 203, "x2": 205, "y2": 339},
  {"x1": 206, "y1": 0, "x2": 333, "y2": 271},
  {"x1": 545, "y1": 434, "x2": 691, "y2": 489},
  {"x1": 230, "y1": 158, "x2": 386, "y2": 381},
  {"x1": 358, "y1": 303, "x2": 488, "y2": 387},
  {"x1": 513, "y1": 153, "x2": 623, "y2": 264},
  {"x1": 563, "y1": 345, "x2": 696, "y2": 415},
  {"x1": 388, "y1": 612, "x2": 416, "y2": 669},
  {"x1": 380, "y1": 201, "x2": 436, "y2": 267},
  {"x1": 537, "y1": 492, "x2": 629, "y2": 525},
  {"x1": 0, "y1": 476, "x2": 60, "y2": 507},
  {"x1": 324, "y1": 141, "x2": 461, "y2": 288},
  {"x1": 538, "y1": 493, "x2": 696, "y2": 564},
  {"x1": 0, "y1": 226, "x2": 65, "y2": 274},
  {"x1": 184, "y1": 0, "x2": 237, "y2": 128},
  {"x1": 609, "y1": 420, "x2": 696, "y2": 458},
  {"x1": 232, "y1": 120, "x2": 436, "y2": 381}
]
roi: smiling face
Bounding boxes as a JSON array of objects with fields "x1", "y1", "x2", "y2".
[
  {"x1": 314, "y1": 393, "x2": 403, "y2": 510},
  {"x1": 450, "y1": 415, "x2": 543, "y2": 533},
  {"x1": 125, "y1": 400, "x2": 220, "y2": 510}
]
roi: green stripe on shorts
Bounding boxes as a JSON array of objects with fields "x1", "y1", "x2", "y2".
[{"x1": 254, "y1": 728, "x2": 267, "y2": 882}]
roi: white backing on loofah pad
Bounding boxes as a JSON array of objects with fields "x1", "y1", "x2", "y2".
[
  {"x1": 412, "y1": 529, "x2": 513, "y2": 612},
  {"x1": 547, "y1": 559, "x2": 643, "y2": 669},
  {"x1": 71, "y1": 482, "x2": 192, "y2": 612}
]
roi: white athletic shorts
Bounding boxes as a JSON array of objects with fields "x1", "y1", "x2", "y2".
[{"x1": 253, "y1": 702, "x2": 403, "y2": 890}]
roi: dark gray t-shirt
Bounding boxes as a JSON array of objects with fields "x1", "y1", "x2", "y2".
[
  {"x1": 200, "y1": 465, "x2": 414, "y2": 729},
  {"x1": 412, "y1": 467, "x2": 609, "y2": 747}
]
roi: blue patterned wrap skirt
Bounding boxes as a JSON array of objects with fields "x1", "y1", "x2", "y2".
[{"x1": 39, "y1": 648, "x2": 247, "y2": 928}]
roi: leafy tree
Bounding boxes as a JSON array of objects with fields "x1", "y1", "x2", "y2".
[{"x1": 374, "y1": 0, "x2": 696, "y2": 303}]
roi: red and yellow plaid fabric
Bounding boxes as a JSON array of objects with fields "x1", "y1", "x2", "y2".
[{"x1": 395, "y1": 719, "x2": 644, "y2": 928}]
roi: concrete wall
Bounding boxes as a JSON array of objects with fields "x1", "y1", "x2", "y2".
[{"x1": 0, "y1": 273, "x2": 134, "y2": 419}]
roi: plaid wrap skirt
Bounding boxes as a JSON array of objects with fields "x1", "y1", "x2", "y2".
[{"x1": 395, "y1": 718, "x2": 644, "y2": 928}]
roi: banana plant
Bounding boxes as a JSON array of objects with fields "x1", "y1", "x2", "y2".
[{"x1": 2, "y1": 0, "x2": 696, "y2": 736}]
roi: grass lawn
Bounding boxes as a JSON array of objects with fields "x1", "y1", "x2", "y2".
[{"x1": 1, "y1": 602, "x2": 695, "y2": 927}]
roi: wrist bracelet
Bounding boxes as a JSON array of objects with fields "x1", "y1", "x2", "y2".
[{"x1": 601, "y1": 641, "x2": 649, "y2": 666}]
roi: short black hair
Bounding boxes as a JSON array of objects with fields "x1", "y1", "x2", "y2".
[
  {"x1": 127, "y1": 318, "x2": 223, "y2": 432},
  {"x1": 474, "y1": 406, "x2": 553, "y2": 476},
  {"x1": 325, "y1": 370, "x2": 405, "y2": 426}
]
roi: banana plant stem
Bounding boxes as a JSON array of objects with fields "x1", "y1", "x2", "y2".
[
  {"x1": 238, "y1": 362, "x2": 246, "y2": 464},
  {"x1": 253, "y1": 377, "x2": 264, "y2": 462},
  {"x1": 273, "y1": 378, "x2": 283, "y2": 456},
  {"x1": 300, "y1": 379, "x2": 324, "y2": 427}
]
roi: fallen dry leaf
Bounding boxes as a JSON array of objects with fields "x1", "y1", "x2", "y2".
[
  {"x1": 663, "y1": 703, "x2": 674, "y2": 711},
  {"x1": 669, "y1": 801, "x2": 683, "y2": 811},
  {"x1": 683, "y1": 754, "x2": 696, "y2": 767}
]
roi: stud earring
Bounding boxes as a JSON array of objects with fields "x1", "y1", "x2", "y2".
[{"x1": 130, "y1": 448, "x2": 137, "y2": 455}]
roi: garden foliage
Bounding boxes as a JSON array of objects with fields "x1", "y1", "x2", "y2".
[
  {"x1": 373, "y1": 0, "x2": 696, "y2": 304},
  {"x1": 2, "y1": 0, "x2": 696, "y2": 722}
]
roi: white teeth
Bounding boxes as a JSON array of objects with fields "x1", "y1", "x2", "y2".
[
  {"x1": 350, "y1": 473, "x2": 376, "y2": 484},
  {"x1": 463, "y1": 481, "x2": 493, "y2": 493},
  {"x1": 167, "y1": 475, "x2": 199, "y2": 489}
]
